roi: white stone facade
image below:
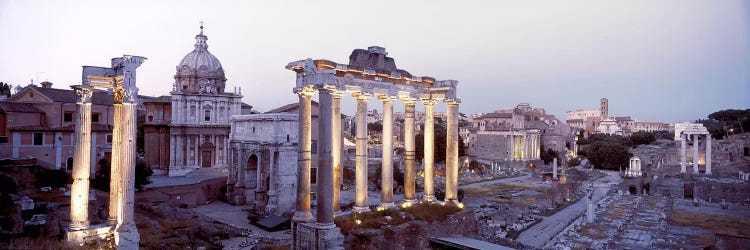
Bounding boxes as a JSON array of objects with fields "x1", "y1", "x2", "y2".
[
  {"x1": 168, "y1": 25, "x2": 243, "y2": 176},
  {"x1": 227, "y1": 114, "x2": 298, "y2": 215}
]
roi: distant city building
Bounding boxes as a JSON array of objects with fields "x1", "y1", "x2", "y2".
[{"x1": 568, "y1": 97, "x2": 668, "y2": 137}]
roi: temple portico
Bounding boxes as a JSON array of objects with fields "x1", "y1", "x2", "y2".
[
  {"x1": 287, "y1": 46, "x2": 460, "y2": 249},
  {"x1": 675, "y1": 123, "x2": 712, "y2": 174}
]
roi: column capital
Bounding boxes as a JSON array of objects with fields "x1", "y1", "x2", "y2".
[
  {"x1": 399, "y1": 96, "x2": 417, "y2": 105},
  {"x1": 72, "y1": 85, "x2": 93, "y2": 103},
  {"x1": 352, "y1": 92, "x2": 371, "y2": 100},
  {"x1": 294, "y1": 85, "x2": 317, "y2": 96},
  {"x1": 378, "y1": 95, "x2": 396, "y2": 102},
  {"x1": 444, "y1": 98, "x2": 461, "y2": 105},
  {"x1": 420, "y1": 98, "x2": 437, "y2": 106}
]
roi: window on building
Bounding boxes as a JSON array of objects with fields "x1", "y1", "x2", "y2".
[
  {"x1": 252, "y1": 127, "x2": 256, "y2": 133},
  {"x1": 33, "y1": 133, "x2": 43, "y2": 145},
  {"x1": 287, "y1": 134, "x2": 290, "y2": 142},
  {"x1": 64, "y1": 112, "x2": 74, "y2": 122},
  {"x1": 311, "y1": 167, "x2": 317, "y2": 184},
  {"x1": 92, "y1": 113, "x2": 100, "y2": 123},
  {"x1": 205, "y1": 110, "x2": 211, "y2": 122},
  {"x1": 106, "y1": 134, "x2": 113, "y2": 144},
  {"x1": 0, "y1": 136, "x2": 7, "y2": 144},
  {"x1": 311, "y1": 140, "x2": 318, "y2": 154}
]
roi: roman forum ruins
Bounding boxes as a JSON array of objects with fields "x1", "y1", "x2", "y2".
[
  {"x1": 66, "y1": 55, "x2": 146, "y2": 249},
  {"x1": 675, "y1": 122, "x2": 712, "y2": 174},
  {"x1": 286, "y1": 46, "x2": 459, "y2": 249}
]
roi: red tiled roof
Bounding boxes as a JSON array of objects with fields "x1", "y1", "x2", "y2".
[{"x1": 0, "y1": 101, "x2": 44, "y2": 113}]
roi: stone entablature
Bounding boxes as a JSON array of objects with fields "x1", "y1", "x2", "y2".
[{"x1": 230, "y1": 114, "x2": 298, "y2": 143}]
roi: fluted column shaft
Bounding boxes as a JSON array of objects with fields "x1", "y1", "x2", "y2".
[
  {"x1": 380, "y1": 96, "x2": 395, "y2": 207},
  {"x1": 353, "y1": 93, "x2": 370, "y2": 212},
  {"x1": 332, "y1": 93, "x2": 342, "y2": 213},
  {"x1": 445, "y1": 100, "x2": 460, "y2": 202},
  {"x1": 117, "y1": 102, "x2": 137, "y2": 226},
  {"x1": 316, "y1": 89, "x2": 334, "y2": 225},
  {"x1": 403, "y1": 100, "x2": 417, "y2": 203},
  {"x1": 693, "y1": 134, "x2": 699, "y2": 174},
  {"x1": 70, "y1": 88, "x2": 92, "y2": 230},
  {"x1": 680, "y1": 134, "x2": 687, "y2": 173},
  {"x1": 422, "y1": 99, "x2": 437, "y2": 202},
  {"x1": 108, "y1": 102, "x2": 122, "y2": 225},
  {"x1": 294, "y1": 91, "x2": 313, "y2": 221},
  {"x1": 706, "y1": 136, "x2": 712, "y2": 175}
]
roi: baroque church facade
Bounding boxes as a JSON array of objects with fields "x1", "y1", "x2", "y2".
[{"x1": 144, "y1": 25, "x2": 245, "y2": 176}]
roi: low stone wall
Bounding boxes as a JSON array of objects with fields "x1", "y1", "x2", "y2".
[{"x1": 344, "y1": 209, "x2": 478, "y2": 249}]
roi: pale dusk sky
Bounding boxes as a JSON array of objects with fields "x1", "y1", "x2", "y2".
[{"x1": 1, "y1": 0, "x2": 748, "y2": 122}]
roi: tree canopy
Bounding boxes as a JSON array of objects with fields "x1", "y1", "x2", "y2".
[
  {"x1": 630, "y1": 131, "x2": 656, "y2": 146},
  {"x1": 586, "y1": 141, "x2": 632, "y2": 170},
  {"x1": 415, "y1": 123, "x2": 465, "y2": 163}
]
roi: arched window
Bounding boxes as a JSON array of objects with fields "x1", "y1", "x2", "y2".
[
  {"x1": 287, "y1": 134, "x2": 290, "y2": 142},
  {"x1": 204, "y1": 110, "x2": 211, "y2": 122},
  {"x1": 253, "y1": 127, "x2": 256, "y2": 133}
]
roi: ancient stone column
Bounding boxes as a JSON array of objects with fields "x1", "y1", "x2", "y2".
[
  {"x1": 445, "y1": 99, "x2": 460, "y2": 203},
  {"x1": 294, "y1": 89, "x2": 314, "y2": 221},
  {"x1": 332, "y1": 92, "x2": 343, "y2": 213},
  {"x1": 379, "y1": 95, "x2": 395, "y2": 208},
  {"x1": 693, "y1": 134, "x2": 699, "y2": 174},
  {"x1": 115, "y1": 88, "x2": 140, "y2": 248},
  {"x1": 266, "y1": 148, "x2": 277, "y2": 214},
  {"x1": 680, "y1": 134, "x2": 687, "y2": 173},
  {"x1": 236, "y1": 148, "x2": 247, "y2": 205},
  {"x1": 706, "y1": 135, "x2": 712, "y2": 175},
  {"x1": 422, "y1": 99, "x2": 437, "y2": 202},
  {"x1": 70, "y1": 86, "x2": 92, "y2": 231},
  {"x1": 553, "y1": 158, "x2": 558, "y2": 179},
  {"x1": 108, "y1": 92, "x2": 122, "y2": 225},
  {"x1": 402, "y1": 98, "x2": 417, "y2": 204},
  {"x1": 317, "y1": 88, "x2": 335, "y2": 225},
  {"x1": 521, "y1": 134, "x2": 526, "y2": 160},
  {"x1": 353, "y1": 92, "x2": 370, "y2": 212}
]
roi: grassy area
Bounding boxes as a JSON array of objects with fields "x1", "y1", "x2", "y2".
[
  {"x1": 334, "y1": 202, "x2": 464, "y2": 234},
  {"x1": 670, "y1": 209, "x2": 750, "y2": 238}
]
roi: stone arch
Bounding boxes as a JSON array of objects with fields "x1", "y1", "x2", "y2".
[
  {"x1": 199, "y1": 139, "x2": 215, "y2": 168},
  {"x1": 246, "y1": 153, "x2": 259, "y2": 190}
]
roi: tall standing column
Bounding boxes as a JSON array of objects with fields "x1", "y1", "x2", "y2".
[
  {"x1": 236, "y1": 148, "x2": 247, "y2": 205},
  {"x1": 332, "y1": 92, "x2": 342, "y2": 213},
  {"x1": 266, "y1": 148, "x2": 278, "y2": 214},
  {"x1": 402, "y1": 98, "x2": 417, "y2": 204},
  {"x1": 108, "y1": 97, "x2": 122, "y2": 225},
  {"x1": 521, "y1": 135, "x2": 526, "y2": 161},
  {"x1": 115, "y1": 87, "x2": 140, "y2": 248},
  {"x1": 693, "y1": 134, "x2": 699, "y2": 174},
  {"x1": 316, "y1": 88, "x2": 334, "y2": 226},
  {"x1": 445, "y1": 100, "x2": 460, "y2": 203},
  {"x1": 70, "y1": 86, "x2": 92, "y2": 231},
  {"x1": 422, "y1": 99, "x2": 437, "y2": 202},
  {"x1": 294, "y1": 89, "x2": 314, "y2": 221},
  {"x1": 380, "y1": 96, "x2": 395, "y2": 208},
  {"x1": 680, "y1": 134, "x2": 687, "y2": 173},
  {"x1": 353, "y1": 93, "x2": 370, "y2": 212},
  {"x1": 706, "y1": 135, "x2": 712, "y2": 175}
]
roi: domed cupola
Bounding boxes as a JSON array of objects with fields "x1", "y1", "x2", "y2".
[{"x1": 174, "y1": 24, "x2": 227, "y2": 94}]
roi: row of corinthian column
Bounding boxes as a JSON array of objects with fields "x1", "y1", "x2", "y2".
[
  {"x1": 293, "y1": 86, "x2": 461, "y2": 227},
  {"x1": 509, "y1": 134, "x2": 541, "y2": 161}
]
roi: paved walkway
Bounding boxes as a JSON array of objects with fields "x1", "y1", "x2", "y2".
[
  {"x1": 516, "y1": 170, "x2": 620, "y2": 248},
  {"x1": 191, "y1": 201, "x2": 290, "y2": 238}
]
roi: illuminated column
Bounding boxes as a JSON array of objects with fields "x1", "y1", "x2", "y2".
[
  {"x1": 445, "y1": 99, "x2": 460, "y2": 203},
  {"x1": 536, "y1": 135, "x2": 541, "y2": 159},
  {"x1": 706, "y1": 135, "x2": 712, "y2": 175},
  {"x1": 115, "y1": 86, "x2": 140, "y2": 248},
  {"x1": 316, "y1": 88, "x2": 334, "y2": 225},
  {"x1": 506, "y1": 135, "x2": 512, "y2": 161},
  {"x1": 422, "y1": 99, "x2": 437, "y2": 202},
  {"x1": 332, "y1": 92, "x2": 343, "y2": 213},
  {"x1": 521, "y1": 134, "x2": 526, "y2": 160},
  {"x1": 680, "y1": 134, "x2": 687, "y2": 173},
  {"x1": 70, "y1": 86, "x2": 92, "y2": 231},
  {"x1": 693, "y1": 134, "x2": 699, "y2": 174},
  {"x1": 379, "y1": 95, "x2": 395, "y2": 208},
  {"x1": 353, "y1": 92, "x2": 370, "y2": 212},
  {"x1": 402, "y1": 98, "x2": 417, "y2": 204},
  {"x1": 108, "y1": 94, "x2": 122, "y2": 225},
  {"x1": 293, "y1": 88, "x2": 314, "y2": 221},
  {"x1": 513, "y1": 135, "x2": 519, "y2": 161}
]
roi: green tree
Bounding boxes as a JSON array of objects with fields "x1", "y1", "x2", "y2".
[
  {"x1": 540, "y1": 148, "x2": 559, "y2": 165},
  {"x1": 92, "y1": 158, "x2": 153, "y2": 192},
  {"x1": 587, "y1": 141, "x2": 632, "y2": 170},
  {"x1": 708, "y1": 109, "x2": 750, "y2": 134},
  {"x1": 630, "y1": 131, "x2": 656, "y2": 146}
]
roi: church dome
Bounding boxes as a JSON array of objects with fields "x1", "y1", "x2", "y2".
[{"x1": 174, "y1": 24, "x2": 227, "y2": 94}]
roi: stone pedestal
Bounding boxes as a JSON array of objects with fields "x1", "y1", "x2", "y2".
[
  {"x1": 295, "y1": 222, "x2": 344, "y2": 250},
  {"x1": 65, "y1": 224, "x2": 113, "y2": 247}
]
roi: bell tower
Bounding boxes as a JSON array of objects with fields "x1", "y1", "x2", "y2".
[{"x1": 600, "y1": 98, "x2": 609, "y2": 119}]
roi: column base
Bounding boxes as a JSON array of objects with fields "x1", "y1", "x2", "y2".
[
  {"x1": 65, "y1": 224, "x2": 112, "y2": 247},
  {"x1": 295, "y1": 221, "x2": 343, "y2": 250},
  {"x1": 378, "y1": 202, "x2": 396, "y2": 210},
  {"x1": 114, "y1": 222, "x2": 140, "y2": 249},
  {"x1": 423, "y1": 194, "x2": 436, "y2": 202},
  {"x1": 401, "y1": 199, "x2": 417, "y2": 207},
  {"x1": 352, "y1": 206, "x2": 370, "y2": 213},
  {"x1": 293, "y1": 211, "x2": 315, "y2": 223}
]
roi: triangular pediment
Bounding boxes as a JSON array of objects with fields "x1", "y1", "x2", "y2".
[{"x1": 10, "y1": 87, "x2": 54, "y2": 103}]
